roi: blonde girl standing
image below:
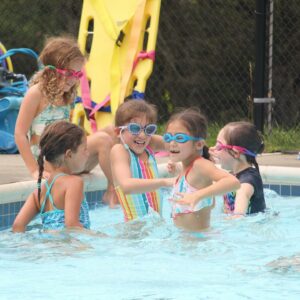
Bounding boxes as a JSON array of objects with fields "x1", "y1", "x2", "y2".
[{"x1": 14, "y1": 36, "x2": 116, "y2": 206}]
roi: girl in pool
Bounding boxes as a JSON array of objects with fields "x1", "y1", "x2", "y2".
[
  {"x1": 13, "y1": 121, "x2": 90, "y2": 232},
  {"x1": 110, "y1": 99, "x2": 174, "y2": 222},
  {"x1": 14, "y1": 36, "x2": 116, "y2": 207},
  {"x1": 211, "y1": 121, "x2": 266, "y2": 216},
  {"x1": 164, "y1": 108, "x2": 240, "y2": 232}
]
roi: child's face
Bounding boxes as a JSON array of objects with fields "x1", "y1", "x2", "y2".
[
  {"x1": 62, "y1": 59, "x2": 84, "y2": 92},
  {"x1": 67, "y1": 136, "x2": 89, "y2": 174},
  {"x1": 120, "y1": 114, "x2": 154, "y2": 155},
  {"x1": 213, "y1": 129, "x2": 234, "y2": 171},
  {"x1": 165, "y1": 120, "x2": 202, "y2": 163}
]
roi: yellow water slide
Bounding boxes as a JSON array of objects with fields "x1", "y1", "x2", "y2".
[
  {"x1": 72, "y1": 0, "x2": 161, "y2": 134},
  {"x1": 0, "y1": 42, "x2": 13, "y2": 72}
]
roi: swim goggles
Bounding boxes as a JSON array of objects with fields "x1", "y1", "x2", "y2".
[
  {"x1": 163, "y1": 133, "x2": 203, "y2": 143},
  {"x1": 215, "y1": 140, "x2": 257, "y2": 157},
  {"x1": 46, "y1": 65, "x2": 83, "y2": 79},
  {"x1": 119, "y1": 123, "x2": 157, "y2": 136}
]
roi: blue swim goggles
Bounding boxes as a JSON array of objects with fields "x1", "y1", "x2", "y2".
[
  {"x1": 163, "y1": 133, "x2": 203, "y2": 143},
  {"x1": 119, "y1": 122, "x2": 157, "y2": 136}
]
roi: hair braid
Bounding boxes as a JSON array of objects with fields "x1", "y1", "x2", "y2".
[
  {"x1": 251, "y1": 157, "x2": 260, "y2": 173},
  {"x1": 37, "y1": 152, "x2": 44, "y2": 203}
]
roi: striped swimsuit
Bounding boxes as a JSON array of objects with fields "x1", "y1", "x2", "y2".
[{"x1": 115, "y1": 146, "x2": 162, "y2": 222}]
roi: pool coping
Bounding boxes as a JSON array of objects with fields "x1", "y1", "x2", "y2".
[
  {"x1": 0, "y1": 164, "x2": 299, "y2": 205},
  {"x1": 0, "y1": 163, "x2": 299, "y2": 230}
]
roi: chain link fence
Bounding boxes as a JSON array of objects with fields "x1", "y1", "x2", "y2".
[
  {"x1": 0, "y1": 0, "x2": 299, "y2": 128},
  {"x1": 271, "y1": 0, "x2": 300, "y2": 128}
]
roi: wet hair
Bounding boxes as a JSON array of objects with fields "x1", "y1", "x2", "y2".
[
  {"x1": 222, "y1": 121, "x2": 264, "y2": 171},
  {"x1": 115, "y1": 99, "x2": 157, "y2": 126},
  {"x1": 37, "y1": 121, "x2": 85, "y2": 202},
  {"x1": 166, "y1": 107, "x2": 210, "y2": 160},
  {"x1": 30, "y1": 36, "x2": 85, "y2": 105}
]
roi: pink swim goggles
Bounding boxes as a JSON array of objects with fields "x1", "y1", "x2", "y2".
[
  {"x1": 215, "y1": 140, "x2": 257, "y2": 157},
  {"x1": 46, "y1": 65, "x2": 83, "y2": 79}
]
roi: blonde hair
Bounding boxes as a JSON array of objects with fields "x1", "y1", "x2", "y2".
[{"x1": 30, "y1": 36, "x2": 85, "y2": 105}]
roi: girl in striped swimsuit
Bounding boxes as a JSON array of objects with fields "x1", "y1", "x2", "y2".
[{"x1": 110, "y1": 100, "x2": 174, "y2": 222}]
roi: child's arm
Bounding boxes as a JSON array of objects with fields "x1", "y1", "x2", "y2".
[
  {"x1": 149, "y1": 134, "x2": 166, "y2": 152},
  {"x1": 233, "y1": 183, "x2": 254, "y2": 214},
  {"x1": 149, "y1": 135, "x2": 181, "y2": 175},
  {"x1": 110, "y1": 144, "x2": 174, "y2": 194},
  {"x1": 64, "y1": 176, "x2": 85, "y2": 229},
  {"x1": 12, "y1": 192, "x2": 39, "y2": 232},
  {"x1": 15, "y1": 86, "x2": 45, "y2": 179},
  {"x1": 175, "y1": 159, "x2": 240, "y2": 208}
]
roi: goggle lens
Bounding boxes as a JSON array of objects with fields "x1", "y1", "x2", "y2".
[
  {"x1": 163, "y1": 133, "x2": 202, "y2": 143},
  {"x1": 145, "y1": 124, "x2": 157, "y2": 135},
  {"x1": 128, "y1": 123, "x2": 141, "y2": 135},
  {"x1": 126, "y1": 123, "x2": 157, "y2": 136}
]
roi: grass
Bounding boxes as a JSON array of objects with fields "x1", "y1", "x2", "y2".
[
  {"x1": 207, "y1": 123, "x2": 300, "y2": 153},
  {"x1": 262, "y1": 126, "x2": 300, "y2": 153},
  {"x1": 159, "y1": 123, "x2": 300, "y2": 154}
]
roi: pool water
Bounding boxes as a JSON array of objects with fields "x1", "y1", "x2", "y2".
[{"x1": 0, "y1": 189, "x2": 300, "y2": 300}]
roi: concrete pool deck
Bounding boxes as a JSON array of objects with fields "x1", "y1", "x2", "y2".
[{"x1": 0, "y1": 152, "x2": 299, "y2": 185}]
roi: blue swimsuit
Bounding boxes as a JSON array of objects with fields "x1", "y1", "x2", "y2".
[{"x1": 40, "y1": 173, "x2": 90, "y2": 230}]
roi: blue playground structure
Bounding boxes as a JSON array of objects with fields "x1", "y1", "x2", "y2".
[{"x1": 0, "y1": 46, "x2": 39, "y2": 153}]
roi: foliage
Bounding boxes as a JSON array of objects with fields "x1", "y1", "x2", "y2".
[
  {"x1": 206, "y1": 123, "x2": 300, "y2": 153},
  {"x1": 262, "y1": 126, "x2": 300, "y2": 153},
  {"x1": 0, "y1": 0, "x2": 300, "y2": 129}
]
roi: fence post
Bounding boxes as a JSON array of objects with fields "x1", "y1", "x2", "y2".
[{"x1": 254, "y1": 0, "x2": 267, "y2": 132}]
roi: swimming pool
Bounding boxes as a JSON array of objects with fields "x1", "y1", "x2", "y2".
[{"x1": 0, "y1": 189, "x2": 300, "y2": 300}]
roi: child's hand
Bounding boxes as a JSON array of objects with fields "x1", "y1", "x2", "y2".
[
  {"x1": 166, "y1": 160, "x2": 181, "y2": 175},
  {"x1": 173, "y1": 192, "x2": 199, "y2": 209}
]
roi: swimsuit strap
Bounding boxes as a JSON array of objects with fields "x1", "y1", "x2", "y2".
[
  {"x1": 175, "y1": 156, "x2": 202, "y2": 185},
  {"x1": 185, "y1": 156, "x2": 202, "y2": 177},
  {"x1": 40, "y1": 173, "x2": 67, "y2": 213}
]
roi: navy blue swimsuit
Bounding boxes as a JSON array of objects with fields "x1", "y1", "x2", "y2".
[{"x1": 224, "y1": 167, "x2": 266, "y2": 214}]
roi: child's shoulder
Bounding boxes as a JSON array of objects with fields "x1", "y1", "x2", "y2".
[
  {"x1": 192, "y1": 156, "x2": 217, "y2": 174},
  {"x1": 54, "y1": 174, "x2": 84, "y2": 188},
  {"x1": 193, "y1": 156, "x2": 214, "y2": 167},
  {"x1": 111, "y1": 143, "x2": 130, "y2": 159},
  {"x1": 25, "y1": 84, "x2": 44, "y2": 102},
  {"x1": 27, "y1": 83, "x2": 42, "y2": 95},
  {"x1": 111, "y1": 142, "x2": 127, "y2": 152}
]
